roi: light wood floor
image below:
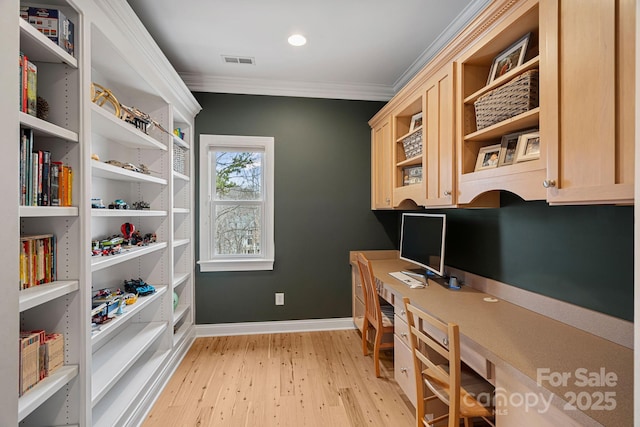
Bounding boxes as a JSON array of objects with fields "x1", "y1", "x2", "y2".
[{"x1": 143, "y1": 329, "x2": 415, "y2": 427}]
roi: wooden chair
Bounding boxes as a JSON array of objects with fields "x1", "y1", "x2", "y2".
[
  {"x1": 403, "y1": 297, "x2": 494, "y2": 427},
  {"x1": 356, "y1": 252, "x2": 395, "y2": 377}
]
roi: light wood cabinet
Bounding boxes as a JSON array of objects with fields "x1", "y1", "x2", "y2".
[
  {"x1": 371, "y1": 115, "x2": 393, "y2": 209},
  {"x1": 370, "y1": 0, "x2": 634, "y2": 208},
  {"x1": 423, "y1": 62, "x2": 457, "y2": 207},
  {"x1": 540, "y1": 0, "x2": 635, "y2": 205},
  {"x1": 456, "y1": 0, "x2": 543, "y2": 204},
  {"x1": 392, "y1": 96, "x2": 425, "y2": 208}
]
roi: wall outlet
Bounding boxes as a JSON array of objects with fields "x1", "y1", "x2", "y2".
[{"x1": 275, "y1": 292, "x2": 284, "y2": 306}]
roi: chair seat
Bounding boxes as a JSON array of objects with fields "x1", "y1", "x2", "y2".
[
  {"x1": 380, "y1": 303, "x2": 395, "y2": 328},
  {"x1": 423, "y1": 364, "x2": 493, "y2": 418}
]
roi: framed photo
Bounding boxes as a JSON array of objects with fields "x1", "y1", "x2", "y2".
[
  {"x1": 515, "y1": 132, "x2": 540, "y2": 162},
  {"x1": 409, "y1": 112, "x2": 423, "y2": 132},
  {"x1": 402, "y1": 165, "x2": 423, "y2": 186},
  {"x1": 498, "y1": 131, "x2": 524, "y2": 166},
  {"x1": 475, "y1": 143, "x2": 501, "y2": 171},
  {"x1": 487, "y1": 32, "x2": 531, "y2": 85}
]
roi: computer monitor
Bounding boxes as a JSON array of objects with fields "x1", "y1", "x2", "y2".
[{"x1": 399, "y1": 213, "x2": 446, "y2": 277}]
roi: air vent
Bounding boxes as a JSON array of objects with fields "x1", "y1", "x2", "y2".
[{"x1": 222, "y1": 55, "x2": 255, "y2": 65}]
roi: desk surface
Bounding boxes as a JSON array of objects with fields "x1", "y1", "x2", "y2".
[{"x1": 363, "y1": 254, "x2": 632, "y2": 427}]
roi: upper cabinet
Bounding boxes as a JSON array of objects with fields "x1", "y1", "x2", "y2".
[
  {"x1": 392, "y1": 95, "x2": 425, "y2": 208},
  {"x1": 456, "y1": 0, "x2": 543, "y2": 204},
  {"x1": 369, "y1": 0, "x2": 634, "y2": 209},
  {"x1": 423, "y1": 62, "x2": 457, "y2": 207},
  {"x1": 370, "y1": 114, "x2": 393, "y2": 209},
  {"x1": 540, "y1": 0, "x2": 635, "y2": 205}
]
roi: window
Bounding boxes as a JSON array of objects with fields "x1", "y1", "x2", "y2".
[{"x1": 198, "y1": 135, "x2": 274, "y2": 272}]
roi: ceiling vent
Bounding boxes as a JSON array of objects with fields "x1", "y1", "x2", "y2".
[{"x1": 222, "y1": 55, "x2": 255, "y2": 65}]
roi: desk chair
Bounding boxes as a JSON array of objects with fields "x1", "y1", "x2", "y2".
[
  {"x1": 403, "y1": 297, "x2": 494, "y2": 427},
  {"x1": 356, "y1": 252, "x2": 395, "y2": 378}
]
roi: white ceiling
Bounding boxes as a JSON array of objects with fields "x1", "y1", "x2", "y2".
[{"x1": 126, "y1": 0, "x2": 490, "y2": 101}]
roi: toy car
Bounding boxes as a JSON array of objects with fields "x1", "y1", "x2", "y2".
[
  {"x1": 108, "y1": 199, "x2": 129, "y2": 209},
  {"x1": 124, "y1": 278, "x2": 156, "y2": 296},
  {"x1": 91, "y1": 198, "x2": 106, "y2": 208},
  {"x1": 132, "y1": 201, "x2": 150, "y2": 210}
]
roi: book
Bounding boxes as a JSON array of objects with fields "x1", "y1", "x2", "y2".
[
  {"x1": 31, "y1": 154, "x2": 38, "y2": 207},
  {"x1": 19, "y1": 52, "x2": 24, "y2": 111},
  {"x1": 21, "y1": 53, "x2": 28, "y2": 113},
  {"x1": 42, "y1": 151, "x2": 51, "y2": 206},
  {"x1": 26, "y1": 59, "x2": 37, "y2": 117},
  {"x1": 27, "y1": 8, "x2": 75, "y2": 56},
  {"x1": 19, "y1": 234, "x2": 55, "y2": 289},
  {"x1": 50, "y1": 161, "x2": 61, "y2": 206}
]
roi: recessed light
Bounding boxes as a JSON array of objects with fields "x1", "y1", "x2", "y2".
[{"x1": 288, "y1": 34, "x2": 307, "y2": 47}]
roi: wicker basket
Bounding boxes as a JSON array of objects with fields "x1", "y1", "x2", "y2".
[
  {"x1": 474, "y1": 69, "x2": 539, "y2": 130},
  {"x1": 402, "y1": 129, "x2": 423, "y2": 158},
  {"x1": 173, "y1": 144, "x2": 186, "y2": 174}
]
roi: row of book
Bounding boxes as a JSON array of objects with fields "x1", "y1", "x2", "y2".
[
  {"x1": 20, "y1": 128, "x2": 73, "y2": 207},
  {"x1": 20, "y1": 234, "x2": 57, "y2": 290},
  {"x1": 19, "y1": 51, "x2": 37, "y2": 116},
  {"x1": 19, "y1": 330, "x2": 64, "y2": 397}
]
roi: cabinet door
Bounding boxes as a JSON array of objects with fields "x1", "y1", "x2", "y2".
[
  {"x1": 541, "y1": 0, "x2": 634, "y2": 204},
  {"x1": 424, "y1": 62, "x2": 456, "y2": 207},
  {"x1": 371, "y1": 115, "x2": 393, "y2": 209}
]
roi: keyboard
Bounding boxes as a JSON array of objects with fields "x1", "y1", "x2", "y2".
[{"x1": 388, "y1": 271, "x2": 426, "y2": 288}]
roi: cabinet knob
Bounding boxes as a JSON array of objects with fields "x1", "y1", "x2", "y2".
[
  {"x1": 400, "y1": 310, "x2": 406, "y2": 316},
  {"x1": 443, "y1": 190, "x2": 451, "y2": 196},
  {"x1": 543, "y1": 180, "x2": 556, "y2": 188},
  {"x1": 442, "y1": 338, "x2": 449, "y2": 347},
  {"x1": 400, "y1": 367, "x2": 408, "y2": 374},
  {"x1": 386, "y1": 198, "x2": 390, "y2": 204},
  {"x1": 401, "y1": 332, "x2": 408, "y2": 338}
]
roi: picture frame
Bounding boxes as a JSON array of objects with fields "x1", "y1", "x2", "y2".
[
  {"x1": 402, "y1": 165, "x2": 423, "y2": 186},
  {"x1": 515, "y1": 132, "x2": 540, "y2": 162},
  {"x1": 487, "y1": 32, "x2": 531, "y2": 85},
  {"x1": 498, "y1": 130, "x2": 527, "y2": 166},
  {"x1": 409, "y1": 112, "x2": 423, "y2": 132},
  {"x1": 475, "y1": 143, "x2": 501, "y2": 171}
]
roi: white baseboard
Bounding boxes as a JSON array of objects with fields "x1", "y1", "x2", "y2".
[{"x1": 196, "y1": 317, "x2": 356, "y2": 337}]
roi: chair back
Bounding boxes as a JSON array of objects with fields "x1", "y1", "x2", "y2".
[
  {"x1": 356, "y1": 253, "x2": 383, "y2": 329},
  {"x1": 403, "y1": 297, "x2": 462, "y2": 427}
]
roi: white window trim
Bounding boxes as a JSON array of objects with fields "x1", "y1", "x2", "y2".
[{"x1": 197, "y1": 134, "x2": 275, "y2": 272}]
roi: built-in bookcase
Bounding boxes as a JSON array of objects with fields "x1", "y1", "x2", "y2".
[{"x1": 3, "y1": 1, "x2": 200, "y2": 425}]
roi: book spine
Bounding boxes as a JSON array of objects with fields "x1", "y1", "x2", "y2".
[
  {"x1": 42, "y1": 151, "x2": 50, "y2": 206},
  {"x1": 50, "y1": 161, "x2": 61, "y2": 206},
  {"x1": 31, "y1": 155, "x2": 38, "y2": 206},
  {"x1": 26, "y1": 130, "x2": 33, "y2": 206},
  {"x1": 22, "y1": 54, "x2": 28, "y2": 113},
  {"x1": 67, "y1": 166, "x2": 72, "y2": 206},
  {"x1": 26, "y1": 60, "x2": 37, "y2": 117},
  {"x1": 37, "y1": 150, "x2": 43, "y2": 206},
  {"x1": 19, "y1": 52, "x2": 24, "y2": 112},
  {"x1": 20, "y1": 130, "x2": 26, "y2": 205}
]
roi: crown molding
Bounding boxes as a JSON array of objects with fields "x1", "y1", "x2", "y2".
[
  {"x1": 181, "y1": 73, "x2": 395, "y2": 101},
  {"x1": 393, "y1": 0, "x2": 493, "y2": 92}
]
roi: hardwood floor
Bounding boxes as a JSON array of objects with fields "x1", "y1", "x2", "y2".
[{"x1": 143, "y1": 329, "x2": 416, "y2": 427}]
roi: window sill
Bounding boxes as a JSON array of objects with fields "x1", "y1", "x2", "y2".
[{"x1": 197, "y1": 258, "x2": 274, "y2": 272}]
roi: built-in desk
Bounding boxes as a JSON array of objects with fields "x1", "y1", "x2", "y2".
[{"x1": 350, "y1": 251, "x2": 632, "y2": 427}]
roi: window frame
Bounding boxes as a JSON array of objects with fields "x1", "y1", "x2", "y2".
[{"x1": 198, "y1": 134, "x2": 274, "y2": 272}]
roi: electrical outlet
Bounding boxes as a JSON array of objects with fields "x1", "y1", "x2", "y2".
[{"x1": 275, "y1": 292, "x2": 284, "y2": 306}]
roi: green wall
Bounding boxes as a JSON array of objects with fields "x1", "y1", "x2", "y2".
[
  {"x1": 422, "y1": 193, "x2": 634, "y2": 321},
  {"x1": 193, "y1": 92, "x2": 633, "y2": 324},
  {"x1": 193, "y1": 93, "x2": 394, "y2": 324}
]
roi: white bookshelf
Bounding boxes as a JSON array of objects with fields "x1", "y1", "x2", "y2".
[{"x1": 4, "y1": 0, "x2": 201, "y2": 425}]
